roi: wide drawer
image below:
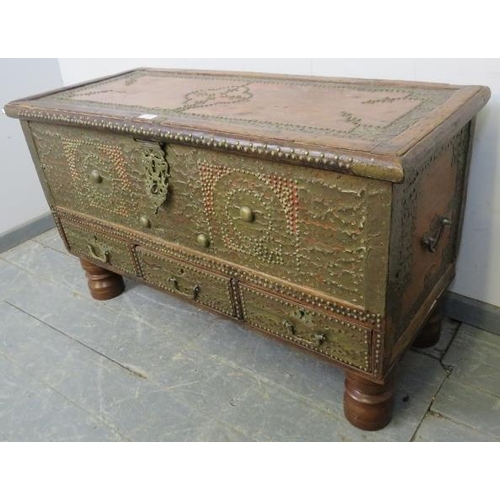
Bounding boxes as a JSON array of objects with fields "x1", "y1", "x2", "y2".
[
  {"x1": 61, "y1": 220, "x2": 137, "y2": 275},
  {"x1": 32, "y1": 122, "x2": 390, "y2": 314},
  {"x1": 240, "y1": 284, "x2": 372, "y2": 372},
  {"x1": 136, "y1": 247, "x2": 235, "y2": 317}
]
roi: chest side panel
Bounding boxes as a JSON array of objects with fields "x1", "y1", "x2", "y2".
[{"x1": 387, "y1": 122, "x2": 471, "y2": 344}]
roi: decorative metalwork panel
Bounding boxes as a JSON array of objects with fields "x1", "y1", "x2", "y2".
[
  {"x1": 45, "y1": 69, "x2": 456, "y2": 148},
  {"x1": 171, "y1": 145, "x2": 391, "y2": 313},
  {"x1": 62, "y1": 137, "x2": 132, "y2": 217},
  {"x1": 240, "y1": 284, "x2": 372, "y2": 372},
  {"x1": 30, "y1": 123, "x2": 172, "y2": 226},
  {"x1": 141, "y1": 145, "x2": 170, "y2": 213},
  {"x1": 199, "y1": 161, "x2": 298, "y2": 268}
]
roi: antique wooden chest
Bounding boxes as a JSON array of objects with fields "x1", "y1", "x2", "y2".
[{"x1": 5, "y1": 68, "x2": 490, "y2": 430}]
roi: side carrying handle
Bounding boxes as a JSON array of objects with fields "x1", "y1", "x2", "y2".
[{"x1": 422, "y1": 216, "x2": 451, "y2": 253}]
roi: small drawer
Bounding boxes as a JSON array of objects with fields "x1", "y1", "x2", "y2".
[
  {"x1": 136, "y1": 247, "x2": 235, "y2": 317},
  {"x1": 240, "y1": 284, "x2": 372, "y2": 372},
  {"x1": 61, "y1": 221, "x2": 137, "y2": 275}
]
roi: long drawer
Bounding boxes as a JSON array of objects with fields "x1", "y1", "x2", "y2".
[
  {"x1": 239, "y1": 284, "x2": 373, "y2": 372},
  {"x1": 136, "y1": 247, "x2": 235, "y2": 317},
  {"x1": 31, "y1": 121, "x2": 390, "y2": 314}
]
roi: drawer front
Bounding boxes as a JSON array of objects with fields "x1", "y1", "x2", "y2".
[
  {"x1": 136, "y1": 247, "x2": 235, "y2": 317},
  {"x1": 240, "y1": 284, "x2": 372, "y2": 372},
  {"x1": 166, "y1": 146, "x2": 391, "y2": 314},
  {"x1": 31, "y1": 122, "x2": 390, "y2": 314},
  {"x1": 61, "y1": 220, "x2": 137, "y2": 275}
]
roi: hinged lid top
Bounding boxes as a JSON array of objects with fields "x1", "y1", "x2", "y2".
[{"x1": 4, "y1": 68, "x2": 490, "y2": 183}]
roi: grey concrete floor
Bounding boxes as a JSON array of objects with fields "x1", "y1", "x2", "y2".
[{"x1": 0, "y1": 228, "x2": 499, "y2": 441}]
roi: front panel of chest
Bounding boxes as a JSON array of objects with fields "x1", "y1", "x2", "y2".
[{"x1": 30, "y1": 123, "x2": 392, "y2": 314}]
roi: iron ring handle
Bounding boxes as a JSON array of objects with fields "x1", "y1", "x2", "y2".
[
  {"x1": 422, "y1": 217, "x2": 451, "y2": 253},
  {"x1": 87, "y1": 244, "x2": 109, "y2": 263},
  {"x1": 168, "y1": 277, "x2": 200, "y2": 300}
]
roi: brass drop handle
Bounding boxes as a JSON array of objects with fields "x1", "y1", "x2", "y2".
[
  {"x1": 168, "y1": 277, "x2": 201, "y2": 300},
  {"x1": 282, "y1": 320, "x2": 326, "y2": 347},
  {"x1": 422, "y1": 217, "x2": 451, "y2": 253},
  {"x1": 283, "y1": 319, "x2": 295, "y2": 336},
  {"x1": 87, "y1": 244, "x2": 109, "y2": 263}
]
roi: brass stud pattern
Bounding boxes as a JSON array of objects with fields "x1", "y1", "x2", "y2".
[
  {"x1": 61, "y1": 135, "x2": 134, "y2": 218},
  {"x1": 21, "y1": 108, "x2": 360, "y2": 176},
  {"x1": 373, "y1": 332, "x2": 382, "y2": 375},
  {"x1": 230, "y1": 278, "x2": 243, "y2": 319},
  {"x1": 44, "y1": 68, "x2": 455, "y2": 147},
  {"x1": 198, "y1": 160, "x2": 299, "y2": 268}
]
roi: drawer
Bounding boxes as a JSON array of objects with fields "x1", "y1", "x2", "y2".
[
  {"x1": 61, "y1": 220, "x2": 137, "y2": 275},
  {"x1": 136, "y1": 247, "x2": 235, "y2": 317},
  {"x1": 240, "y1": 284, "x2": 372, "y2": 372},
  {"x1": 32, "y1": 121, "x2": 390, "y2": 315}
]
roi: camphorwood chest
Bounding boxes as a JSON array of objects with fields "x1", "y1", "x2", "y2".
[{"x1": 5, "y1": 68, "x2": 490, "y2": 430}]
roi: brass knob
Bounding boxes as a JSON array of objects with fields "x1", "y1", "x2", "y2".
[
  {"x1": 196, "y1": 233, "x2": 210, "y2": 248},
  {"x1": 140, "y1": 215, "x2": 151, "y2": 228},
  {"x1": 90, "y1": 170, "x2": 102, "y2": 184},
  {"x1": 240, "y1": 206, "x2": 255, "y2": 222}
]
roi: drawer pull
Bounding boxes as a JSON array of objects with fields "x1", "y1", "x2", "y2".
[
  {"x1": 422, "y1": 216, "x2": 451, "y2": 253},
  {"x1": 282, "y1": 320, "x2": 327, "y2": 347},
  {"x1": 87, "y1": 244, "x2": 109, "y2": 264},
  {"x1": 168, "y1": 277, "x2": 201, "y2": 300},
  {"x1": 240, "y1": 206, "x2": 255, "y2": 223}
]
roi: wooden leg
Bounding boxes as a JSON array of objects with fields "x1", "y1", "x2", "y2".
[
  {"x1": 80, "y1": 258, "x2": 124, "y2": 301},
  {"x1": 412, "y1": 302, "x2": 443, "y2": 348},
  {"x1": 344, "y1": 371, "x2": 395, "y2": 431}
]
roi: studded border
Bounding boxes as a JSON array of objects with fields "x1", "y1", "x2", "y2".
[{"x1": 15, "y1": 108, "x2": 404, "y2": 183}]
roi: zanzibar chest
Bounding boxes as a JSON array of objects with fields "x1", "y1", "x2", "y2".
[{"x1": 5, "y1": 69, "x2": 490, "y2": 430}]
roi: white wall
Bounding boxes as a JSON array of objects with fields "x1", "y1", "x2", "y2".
[
  {"x1": 0, "y1": 58, "x2": 63, "y2": 234},
  {"x1": 55, "y1": 59, "x2": 500, "y2": 308}
]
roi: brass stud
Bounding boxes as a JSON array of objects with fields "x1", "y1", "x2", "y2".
[
  {"x1": 90, "y1": 170, "x2": 102, "y2": 184},
  {"x1": 196, "y1": 233, "x2": 210, "y2": 248}
]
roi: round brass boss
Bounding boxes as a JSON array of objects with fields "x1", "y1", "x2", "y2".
[
  {"x1": 240, "y1": 206, "x2": 255, "y2": 222},
  {"x1": 140, "y1": 216, "x2": 151, "y2": 228},
  {"x1": 90, "y1": 170, "x2": 103, "y2": 183},
  {"x1": 197, "y1": 233, "x2": 210, "y2": 248}
]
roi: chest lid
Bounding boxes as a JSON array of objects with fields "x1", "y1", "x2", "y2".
[{"x1": 4, "y1": 68, "x2": 490, "y2": 183}]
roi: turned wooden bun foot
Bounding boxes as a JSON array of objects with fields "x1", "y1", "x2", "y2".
[
  {"x1": 412, "y1": 302, "x2": 443, "y2": 349},
  {"x1": 344, "y1": 371, "x2": 395, "y2": 431},
  {"x1": 80, "y1": 258, "x2": 124, "y2": 300}
]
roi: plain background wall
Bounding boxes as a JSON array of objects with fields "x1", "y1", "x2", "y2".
[
  {"x1": 0, "y1": 59, "x2": 63, "y2": 234},
  {"x1": 4, "y1": 58, "x2": 500, "y2": 309}
]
